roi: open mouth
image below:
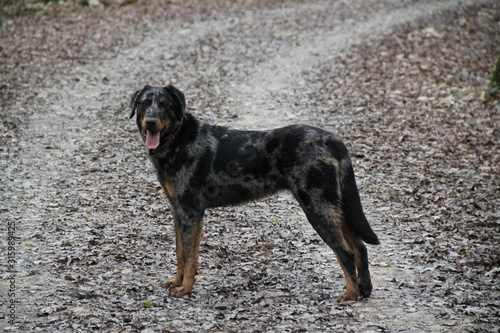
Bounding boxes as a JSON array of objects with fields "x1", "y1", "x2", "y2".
[{"x1": 144, "y1": 129, "x2": 163, "y2": 150}]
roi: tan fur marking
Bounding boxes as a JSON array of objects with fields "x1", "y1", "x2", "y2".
[
  {"x1": 336, "y1": 254, "x2": 361, "y2": 304},
  {"x1": 160, "y1": 119, "x2": 172, "y2": 132},
  {"x1": 166, "y1": 227, "x2": 184, "y2": 288},
  {"x1": 326, "y1": 207, "x2": 351, "y2": 251},
  {"x1": 162, "y1": 179, "x2": 175, "y2": 198},
  {"x1": 342, "y1": 223, "x2": 373, "y2": 297},
  {"x1": 169, "y1": 217, "x2": 204, "y2": 298}
]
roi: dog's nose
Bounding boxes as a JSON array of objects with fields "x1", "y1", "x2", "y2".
[{"x1": 145, "y1": 118, "x2": 157, "y2": 127}]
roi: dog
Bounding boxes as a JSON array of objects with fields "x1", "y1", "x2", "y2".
[{"x1": 129, "y1": 85, "x2": 379, "y2": 304}]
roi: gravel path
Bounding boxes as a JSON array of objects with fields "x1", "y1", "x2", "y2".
[{"x1": 1, "y1": 0, "x2": 498, "y2": 332}]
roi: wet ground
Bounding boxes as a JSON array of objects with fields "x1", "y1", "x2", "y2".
[{"x1": 1, "y1": 0, "x2": 499, "y2": 332}]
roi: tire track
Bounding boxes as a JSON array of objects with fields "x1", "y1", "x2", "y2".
[
  {"x1": 1, "y1": 0, "x2": 496, "y2": 331},
  {"x1": 228, "y1": 0, "x2": 492, "y2": 129}
]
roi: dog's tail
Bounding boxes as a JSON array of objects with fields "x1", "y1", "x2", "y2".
[{"x1": 341, "y1": 160, "x2": 380, "y2": 245}]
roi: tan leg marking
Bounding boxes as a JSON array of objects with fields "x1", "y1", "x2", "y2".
[
  {"x1": 169, "y1": 216, "x2": 204, "y2": 298},
  {"x1": 166, "y1": 226, "x2": 184, "y2": 289}
]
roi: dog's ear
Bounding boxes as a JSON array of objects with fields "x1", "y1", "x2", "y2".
[
  {"x1": 164, "y1": 85, "x2": 186, "y2": 113},
  {"x1": 129, "y1": 85, "x2": 150, "y2": 119}
]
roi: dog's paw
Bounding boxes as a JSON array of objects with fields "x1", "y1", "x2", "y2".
[
  {"x1": 169, "y1": 285, "x2": 191, "y2": 298},
  {"x1": 164, "y1": 279, "x2": 182, "y2": 290},
  {"x1": 358, "y1": 280, "x2": 373, "y2": 298},
  {"x1": 337, "y1": 291, "x2": 360, "y2": 305}
]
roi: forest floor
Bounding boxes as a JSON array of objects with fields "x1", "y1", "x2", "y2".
[{"x1": 1, "y1": 0, "x2": 499, "y2": 332}]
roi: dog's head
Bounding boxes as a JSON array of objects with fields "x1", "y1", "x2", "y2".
[{"x1": 130, "y1": 85, "x2": 186, "y2": 150}]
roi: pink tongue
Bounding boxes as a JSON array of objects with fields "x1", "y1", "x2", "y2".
[{"x1": 145, "y1": 131, "x2": 161, "y2": 149}]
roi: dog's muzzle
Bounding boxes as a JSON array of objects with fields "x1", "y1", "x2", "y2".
[{"x1": 145, "y1": 118, "x2": 157, "y2": 127}]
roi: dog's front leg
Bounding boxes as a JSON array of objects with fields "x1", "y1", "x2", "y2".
[
  {"x1": 165, "y1": 221, "x2": 184, "y2": 289},
  {"x1": 168, "y1": 207, "x2": 204, "y2": 297}
]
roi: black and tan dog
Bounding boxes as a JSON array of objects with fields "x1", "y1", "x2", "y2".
[{"x1": 129, "y1": 85, "x2": 379, "y2": 304}]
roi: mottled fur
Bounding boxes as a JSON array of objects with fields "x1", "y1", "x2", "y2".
[{"x1": 130, "y1": 85, "x2": 379, "y2": 303}]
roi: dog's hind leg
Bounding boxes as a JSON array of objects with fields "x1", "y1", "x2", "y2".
[
  {"x1": 298, "y1": 203, "x2": 361, "y2": 304},
  {"x1": 290, "y1": 168, "x2": 360, "y2": 304},
  {"x1": 342, "y1": 223, "x2": 373, "y2": 298},
  {"x1": 324, "y1": 209, "x2": 362, "y2": 304}
]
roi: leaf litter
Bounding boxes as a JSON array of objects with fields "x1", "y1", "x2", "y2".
[{"x1": 0, "y1": 0, "x2": 499, "y2": 332}]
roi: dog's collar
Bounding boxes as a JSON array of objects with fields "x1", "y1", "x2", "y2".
[{"x1": 149, "y1": 117, "x2": 184, "y2": 155}]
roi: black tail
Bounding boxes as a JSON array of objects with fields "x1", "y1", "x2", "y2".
[{"x1": 341, "y1": 162, "x2": 379, "y2": 245}]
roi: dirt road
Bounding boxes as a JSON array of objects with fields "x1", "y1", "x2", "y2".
[{"x1": 1, "y1": 0, "x2": 499, "y2": 332}]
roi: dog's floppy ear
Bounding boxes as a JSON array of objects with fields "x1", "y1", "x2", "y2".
[
  {"x1": 164, "y1": 85, "x2": 186, "y2": 113},
  {"x1": 129, "y1": 85, "x2": 150, "y2": 119}
]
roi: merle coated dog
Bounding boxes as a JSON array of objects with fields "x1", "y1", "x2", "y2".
[{"x1": 129, "y1": 85, "x2": 379, "y2": 304}]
